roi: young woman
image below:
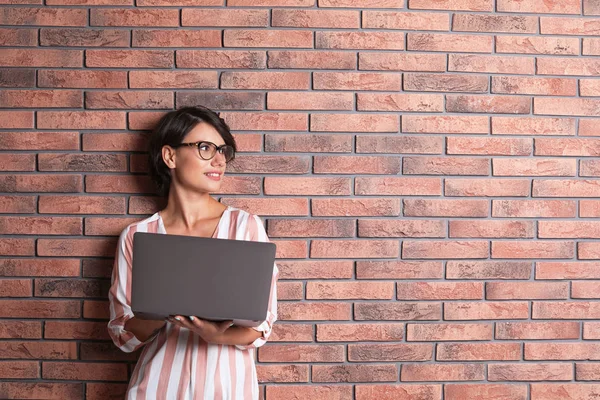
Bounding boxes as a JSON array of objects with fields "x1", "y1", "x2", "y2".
[{"x1": 107, "y1": 106, "x2": 278, "y2": 399}]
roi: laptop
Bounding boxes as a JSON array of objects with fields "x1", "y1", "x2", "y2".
[{"x1": 131, "y1": 232, "x2": 276, "y2": 327}]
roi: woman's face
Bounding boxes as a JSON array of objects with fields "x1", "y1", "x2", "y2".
[{"x1": 165, "y1": 122, "x2": 230, "y2": 195}]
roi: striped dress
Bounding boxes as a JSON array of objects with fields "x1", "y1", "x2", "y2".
[{"x1": 107, "y1": 206, "x2": 278, "y2": 400}]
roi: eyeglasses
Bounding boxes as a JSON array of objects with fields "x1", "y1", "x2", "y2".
[{"x1": 173, "y1": 141, "x2": 235, "y2": 163}]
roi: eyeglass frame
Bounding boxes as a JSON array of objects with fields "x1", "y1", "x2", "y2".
[{"x1": 171, "y1": 140, "x2": 235, "y2": 163}]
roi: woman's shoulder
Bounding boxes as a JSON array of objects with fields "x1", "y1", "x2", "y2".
[
  {"x1": 227, "y1": 205, "x2": 262, "y2": 225},
  {"x1": 118, "y1": 212, "x2": 161, "y2": 239}
]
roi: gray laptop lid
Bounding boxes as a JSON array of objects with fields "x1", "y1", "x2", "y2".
[{"x1": 131, "y1": 232, "x2": 276, "y2": 325}]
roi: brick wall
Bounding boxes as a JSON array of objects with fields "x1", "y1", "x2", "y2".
[{"x1": 1, "y1": 0, "x2": 600, "y2": 399}]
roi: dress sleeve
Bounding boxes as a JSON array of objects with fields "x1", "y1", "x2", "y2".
[
  {"x1": 107, "y1": 227, "x2": 159, "y2": 353},
  {"x1": 235, "y1": 214, "x2": 279, "y2": 350}
]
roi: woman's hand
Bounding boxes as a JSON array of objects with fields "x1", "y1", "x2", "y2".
[{"x1": 168, "y1": 315, "x2": 233, "y2": 343}]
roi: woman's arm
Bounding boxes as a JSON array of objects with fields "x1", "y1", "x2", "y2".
[
  {"x1": 124, "y1": 317, "x2": 167, "y2": 343},
  {"x1": 168, "y1": 316, "x2": 262, "y2": 346}
]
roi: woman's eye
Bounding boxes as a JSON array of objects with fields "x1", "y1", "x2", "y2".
[{"x1": 199, "y1": 145, "x2": 210, "y2": 151}]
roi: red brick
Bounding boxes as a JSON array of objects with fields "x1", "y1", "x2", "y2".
[
  {"x1": 397, "y1": 282, "x2": 483, "y2": 300},
  {"x1": 492, "y1": 117, "x2": 576, "y2": 136},
  {"x1": 91, "y1": 8, "x2": 178, "y2": 27},
  {"x1": 273, "y1": 9, "x2": 358, "y2": 28},
  {"x1": 0, "y1": 361, "x2": 39, "y2": 379},
  {"x1": 526, "y1": 343, "x2": 600, "y2": 360},
  {"x1": 356, "y1": 385, "x2": 441, "y2": 400},
  {"x1": 538, "y1": 58, "x2": 600, "y2": 76},
  {"x1": 277, "y1": 261, "x2": 352, "y2": 279},
  {"x1": 312, "y1": 364, "x2": 398, "y2": 383},
  {"x1": 0, "y1": 68, "x2": 35, "y2": 87},
  {"x1": 487, "y1": 282, "x2": 569, "y2": 300},
  {"x1": 228, "y1": 155, "x2": 309, "y2": 174},
  {"x1": 312, "y1": 198, "x2": 401, "y2": 217},
  {"x1": 42, "y1": 362, "x2": 127, "y2": 381},
  {"x1": 276, "y1": 241, "x2": 310, "y2": 258},
  {"x1": 267, "y1": 92, "x2": 353, "y2": 111},
  {"x1": 536, "y1": 262, "x2": 600, "y2": 279},
  {"x1": 228, "y1": 0, "x2": 314, "y2": 5},
  {"x1": 182, "y1": 9, "x2": 267, "y2": 27},
  {"x1": 85, "y1": 175, "x2": 154, "y2": 194},
  {"x1": 83, "y1": 217, "x2": 149, "y2": 236},
  {"x1": 268, "y1": 50, "x2": 356, "y2": 70},
  {"x1": 452, "y1": 14, "x2": 537, "y2": 33},
  {"x1": 489, "y1": 363, "x2": 572, "y2": 381},
  {"x1": 221, "y1": 198, "x2": 308, "y2": 216},
  {"x1": 38, "y1": 238, "x2": 116, "y2": 257},
  {"x1": 136, "y1": 0, "x2": 219, "y2": 4},
  {"x1": 265, "y1": 177, "x2": 350, "y2": 195},
  {"x1": 533, "y1": 179, "x2": 600, "y2": 197},
  {"x1": 132, "y1": 29, "x2": 220, "y2": 47},
  {"x1": 404, "y1": 73, "x2": 489, "y2": 92},
  {"x1": 176, "y1": 50, "x2": 266, "y2": 69},
  {"x1": 0, "y1": 111, "x2": 33, "y2": 128},
  {"x1": 320, "y1": 0, "x2": 402, "y2": 6},
  {"x1": 267, "y1": 219, "x2": 353, "y2": 238},
  {"x1": 400, "y1": 364, "x2": 485, "y2": 382},
  {"x1": 315, "y1": 155, "x2": 401, "y2": 174},
  {"x1": 535, "y1": 98, "x2": 600, "y2": 117},
  {"x1": 1, "y1": 89, "x2": 82, "y2": 108},
  {"x1": 403, "y1": 199, "x2": 488, "y2": 217},
  {"x1": 40, "y1": 28, "x2": 129, "y2": 47},
  {"x1": 581, "y1": 200, "x2": 600, "y2": 217},
  {"x1": 310, "y1": 240, "x2": 399, "y2": 258},
  {"x1": 407, "y1": 33, "x2": 492, "y2": 53},
  {"x1": 407, "y1": 323, "x2": 492, "y2": 341},
  {"x1": 270, "y1": 324, "x2": 313, "y2": 342},
  {"x1": 577, "y1": 363, "x2": 600, "y2": 381},
  {"x1": 536, "y1": 138, "x2": 600, "y2": 157},
  {"x1": 403, "y1": 156, "x2": 489, "y2": 175},
  {"x1": 317, "y1": 324, "x2": 404, "y2": 342},
  {"x1": 447, "y1": 137, "x2": 532, "y2": 155},
  {"x1": 0, "y1": 28, "x2": 37, "y2": 46},
  {"x1": 402, "y1": 240, "x2": 489, "y2": 259},
  {"x1": 581, "y1": 78, "x2": 600, "y2": 96},
  {"x1": 178, "y1": 91, "x2": 262, "y2": 109},
  {"x1": 448, "y1": 54, "x2": 534, "y2": 74},
  {"x1": 492, "y1": 241, "x2": 574, "y2": 259},
  {"x1": 359, "y1": 219, "x2": 444, "y2": 238},
  {"x1": 0, "y1": 154, "x2": 35, "y2": 171},
  {"x1": 0, "y1": 300, "x2": 80, "y2": 318},
  {"x1": 222, "y1": 112, "x2": 307, "y2": 131},
  {"x1": 39, "y1": 70, "x2": 127, "y2": 88},
  {"x1": 221, "y1": 71, "x2": 309, "y2": 90},
  {"x1": 0, "y1": 49, "x2": 82, "y2": 67},
  {"x1": 359, "y1": 52, "x2": 446, "y2": 72},
  {"x1": 0, "y1": 7, "x2": 86, "y2": 26},
  {"x1": 44, "y1": 321, "x2": 110, "y2": 340},
  {"x1": 86, "y1": 50, "x2": 173, "y2": 68},
  {"x1": 85, "y1": 91, "x2": 173, "y2": 110},
  {"x1": 224, "y1": 29, "x2": 312, "y2": 48},
  {"x1": 0, "y1": 279, "x2": 31, "y2": 297},
  {"x1": 445, "y1": 178, "x2": 530, "y2": 197},
  {"x1": 38, "y1": 111, "x2": 125, "y2": 130},
  {"x1": 278, "y1": 303, "x2": 351, "y2": 321},
  {"x1": 584, "y1": 38, "x2": 600, "y2": 55},
  {"x1": 1, "y1": 259, "x2": 79, "y2": 277},
  {"x1": 357, "y1": 261, "x2": 443, "y2": 279},
  {"x1": 0, "y1": 239, "x2": 34, "y2": 256},
  {"x1": 0, "y1": 216, "x2": 81, "y2": 235},
  {"x1": 278, "y1": 282, "x2": 303, "y2": 300},
  {"x1": 444, "y1": 383, "x2": 524, "y2": 400},
  {"x1": 403, "y1": 115, "x2": 489, "y2": 134},
  {"x1": 493, "y1": 200, "x2": 576, "y2": 218},
  {"x1": 356, "y1": 177, "x2": 441, "y2": 196},
  {"x1": 585, "y1": 322, "x2": 600, "y2": 339},
  {"x1": 349, "y1": 344, "x2": 432, "y2": 362},
  {"x1": 357, "y1": 93, "x2": 443, "y2": 112},
  {"x1": 446, "y1": 261, "x2": 531, "y2": 280},
  {"x1": 573, "y1": 281, "x2": 600, "y2": 299},
  {"x1": 363, "y1": 11, "x2": 449, "y2": 30},
  {"x1": 496, "y1": 322, "x2": 580, "y2": 340},
  {"x1": 313, "y1": 72, "x2": 401, "y2": 91},
  {"x1": 307, "y1": 281, "x2": 394, "y2": 300},
  {"x1": 83, "y1": 300, "x2": 109, "y2": 319},
  {"x1": 411, "y1": 0, "x2": 491, "y2": 10},
  {"x1": 266, "y1": 386, "x2": 352, "y2": 400},
  {"x1": 444, "y1": 302, "x2": 529, "y2": 320},
  {"x1": 437, "y1": 343, "x2": 521, "y2": 361},
  {"x1": 257, "y1": 364, "x2": 308, "y2": 383},
  {"x1": 258, "y1": 344, "x2": 344, "y2": 362},
  {"x1": 496, "y1": 36, "x2": 579, "y2": 55},
  {"x1": 39, "y1": 195, "x2": 125, "y2": 214},
  {"x1": 316, "y1": 31, "x2": 405, "y2": 50},
  {"x1": 39, "y1": 153, "x2": 127, "y2": 172},
  {"x1": 354, "y1": 302, "x2": 441, "y2": 321},
  {"x1": 498, "y1": 0, "x2": 580, "y2": 13},
  {"x1": 0, "y1": 341, "x2": 77, "y2": 359},
  {"x1": 447, "y1": 95, "x2": 531, "y2": 114},
  {"x1": 0, "y1": 382, "x2": 82, "y2": 400},
  {"x1": 449, "y1": 220, "x2": 534, "y2": 238},
  {"x1": 493, "y1": 76, "x2": 576, "y2": 96},
  {"x1": 539, "y1": 221, "x2": 600, "y2": 238},
  {"x1": 0, "y1": 175, "x2": 82, "y2": 193},
  {"x1": 312, "y1": 114, "x2": 399, "y2": 132},
  {"x1": 531, "y1": 384, "x2": 600, "y2": 400}
]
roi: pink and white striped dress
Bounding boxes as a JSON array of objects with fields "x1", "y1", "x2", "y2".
[{"x1": 107, "y1": 206, "x2": 278, "y2": 400}]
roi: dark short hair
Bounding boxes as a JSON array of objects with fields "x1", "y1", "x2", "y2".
[{"x1": 148, "y1": 106, "x2": 237, "y2": 197}]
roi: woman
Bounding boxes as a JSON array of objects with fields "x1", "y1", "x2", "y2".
[{"x1": 107, "y1": 106, "x2": 278, "y2": 399}]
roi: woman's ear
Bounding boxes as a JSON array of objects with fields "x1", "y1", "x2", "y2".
[{"x1": 162, "y1": 145, "x2": 177, "y2": 169}]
